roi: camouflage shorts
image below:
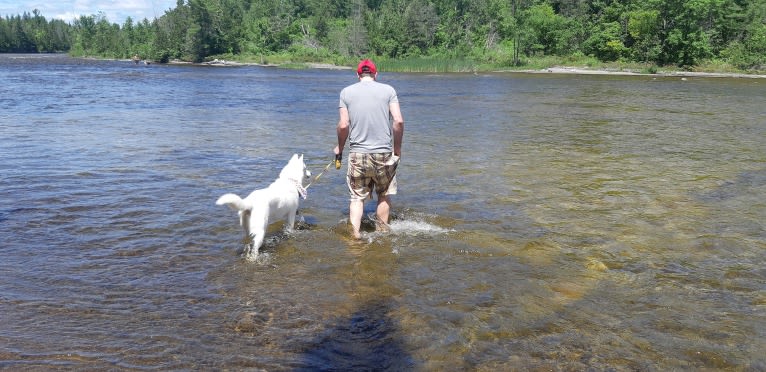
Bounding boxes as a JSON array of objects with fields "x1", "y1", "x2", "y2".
[{"x1": 346, "y1": 152, "x2": 399, "y2": 201}]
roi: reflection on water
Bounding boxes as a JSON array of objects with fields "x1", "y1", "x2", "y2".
[{"x1": 0, "y1": 54, "x2": 764, "y2": 370}]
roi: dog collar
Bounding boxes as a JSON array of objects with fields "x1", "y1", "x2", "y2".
[
  {"x1": 290, "y1": 179, "x2": 307, "y2": 200},
  {"x1": 296, "y1": 184, "x2": 307, "y2": 200}
]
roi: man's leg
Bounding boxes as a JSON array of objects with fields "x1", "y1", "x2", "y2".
[
  {"x1": 376, "y1": 195, "x2": 391, "y2": 232},
  {"x1": 349, "y1": 199, "x2": 364, "y2": 239}
]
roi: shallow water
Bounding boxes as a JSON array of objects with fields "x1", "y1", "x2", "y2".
[{"x1": 1, "y1": 53, "x2": 764, "y2": 370}]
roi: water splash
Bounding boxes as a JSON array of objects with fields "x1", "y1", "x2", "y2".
[{"x1": 389, "y1": 219, "x2": 451, "y2": 235}]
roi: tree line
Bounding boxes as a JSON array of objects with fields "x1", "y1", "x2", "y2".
[
  {"x1": 2, "y1": 0, "x2": 765, "y2": 70},
  {"x1": 0, "y1": 10, "x2": 71, "y2": 52}
]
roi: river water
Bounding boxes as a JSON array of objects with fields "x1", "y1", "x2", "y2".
[{"x1": 1, "y1": 53, "x2": 764, "y2": 370}]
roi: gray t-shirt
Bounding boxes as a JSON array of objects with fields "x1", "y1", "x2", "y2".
[{"x1": 339, "y1": 80, "x2": 399, "y2": 153}]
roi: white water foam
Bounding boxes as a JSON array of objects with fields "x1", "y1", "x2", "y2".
[{"x1": 388, "y1": 219, "x2": 452, "y2": 235}]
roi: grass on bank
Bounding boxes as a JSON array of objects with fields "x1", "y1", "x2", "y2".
[{"x1": 212, "y1": 51, "x2": 764, "y2": 76}]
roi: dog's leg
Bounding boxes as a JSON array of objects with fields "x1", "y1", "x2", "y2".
[
  {"x1": 240, "y1": 210, "x2": 251, "y2": 238},
  {"x1": 285, "y1": 210, "x2": 297, "y2": 233},
  {"x1": 243, "y1": 241, "x2": 253, "y2": 257},
  {"x1": 240, "y1": 210, "x2": 254, "y2": 257},
  {"x1": 246, "y1": 210, "x2": 268, "y2": 259},
  {"x1": 248, "y1": 231, "x2": 265, "y2": 258}
]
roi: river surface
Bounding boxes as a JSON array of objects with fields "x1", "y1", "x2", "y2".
[{"x1": 1, "y1": 53, "x2": 764, "y2": 370}]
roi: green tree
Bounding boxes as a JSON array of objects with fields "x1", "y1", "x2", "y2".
[
  {"x1": 403, "y1": 0, "x2": 439, "y2": 53},
  {"x1": 626, "y1": 9, "x2": 661, "y2": 62},
  {"x1": 5, "y1": 0, "x2": 766, "y2": 70},
  {"x1": 71, "y1": 14, "x2": 96, "y2": 55},
  {"x1": 522, "y1": 3, "x2": 574, "y2": 56},
  {"x1": 583, "y1": 21, "x2": 628, "y2": 61},
  {"x1": 653, "y1": 0, "x2": 719, "y2": 66},
  {"x1": 367, "y1": 0, "x2": 405, "y2": 57},
  {"x1": 152, "y1": 0, "x2": 192, "y2": 62}
]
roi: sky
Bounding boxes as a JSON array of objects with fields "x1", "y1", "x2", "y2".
[{"x1": 0, "y1": 0, "x2": 178, "y2": 24}]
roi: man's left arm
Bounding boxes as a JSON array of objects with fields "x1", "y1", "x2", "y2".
[
  {"x1": 389, "y1": 102, "x2": 404, "y2": 157},
  {"x1": 335, "y1": 107, "x2": 350, "y2": 156}
]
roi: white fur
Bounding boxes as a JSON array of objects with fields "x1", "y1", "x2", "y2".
[{"x1": 216, "y1": 154, "x2": 311, "y2": 259}]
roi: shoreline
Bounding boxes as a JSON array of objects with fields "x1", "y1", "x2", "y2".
[
  {"x1": 164, "y1": 58, "x2": 766, "y2": 79},
  {"x1": 517, "y1": 66, "x2": 766, "y2": 79}
]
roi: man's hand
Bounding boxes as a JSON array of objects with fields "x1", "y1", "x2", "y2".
[{"x1": 333, "y1": 146, "x2": 342, "y2": 169}]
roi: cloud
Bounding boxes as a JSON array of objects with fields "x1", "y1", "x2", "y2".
[{"x1": 0, "y1": 0, "x2": 176, "y2": 24}]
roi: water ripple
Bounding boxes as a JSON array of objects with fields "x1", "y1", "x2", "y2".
[{"x1": 1, "y1": 54, "x2": 765, "y2": 370}]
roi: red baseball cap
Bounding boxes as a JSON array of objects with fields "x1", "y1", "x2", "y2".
[{"x1": 357, "y1": 59, "x2": 377, "y2": 75}]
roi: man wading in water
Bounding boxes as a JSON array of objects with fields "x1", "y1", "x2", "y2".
[{"x1": 334, "y1": 59, "x2": 405, "y2": 239}]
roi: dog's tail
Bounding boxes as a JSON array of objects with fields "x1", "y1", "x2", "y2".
[{"x1": 216, "y1": 193, "x2": 250, "y2": 211}]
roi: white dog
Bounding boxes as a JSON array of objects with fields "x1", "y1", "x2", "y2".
[{"x1": 216, "y1": 154, "x2": 311, "y2": 258}]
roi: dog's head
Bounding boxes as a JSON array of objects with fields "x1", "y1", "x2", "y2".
[{"x1": 280, "y1": 153, "x2": 311, "y2": 183}]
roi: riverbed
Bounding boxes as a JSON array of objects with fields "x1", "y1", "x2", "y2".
[{"x1": 1, "y1": 53, "x2": 764, "y2": 370}]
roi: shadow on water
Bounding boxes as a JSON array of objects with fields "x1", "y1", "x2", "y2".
[
  {"x1": 294, "y1": 220, "x2": 416, "y2": 371},
  {"x1": 295, "y1": 298, "x2": 415, "y2": 371}
]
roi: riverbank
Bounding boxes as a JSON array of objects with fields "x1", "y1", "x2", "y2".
[
  {"x1": 165, "y1": 57, "x2": 766, "y2": 78},
  {"x1": 518, "y1": 66, "x2": 766, "y2": 79}
]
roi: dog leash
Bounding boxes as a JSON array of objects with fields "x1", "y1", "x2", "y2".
[
  {"x1": 305, "y1": 160, "x2": 333, "y2": 189},
  {"x1": 305, "y1": 154, "x2": 342, "y2": 190}
]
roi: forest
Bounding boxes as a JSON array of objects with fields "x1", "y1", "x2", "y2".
[{"x1": 1, "y1": 0, "x2": 765, "y2": 71}]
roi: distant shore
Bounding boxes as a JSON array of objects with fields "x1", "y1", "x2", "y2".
[
  {"x1": 164, "y1": 58, "x2": 766, "y2": 78},
  {"x1": 518, "y1": 66, "x2": 766, "y2": 79}
]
